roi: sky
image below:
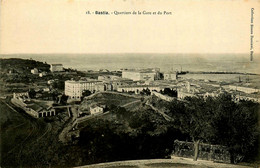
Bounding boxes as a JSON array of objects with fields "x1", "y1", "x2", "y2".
[{"x1": 0, "y1": 0, "x2": 260, "y2": 54}]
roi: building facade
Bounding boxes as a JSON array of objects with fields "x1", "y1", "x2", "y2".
[
  {"x1": 90, "y1": 105, "x2": 103, "y2": 115},
  {"x1": 12, "y1": 92, "x2": 55, "y2": 118},
  {"x1": 98, "y1": 75, "x2": 134, "y2": 91},
  {"x1": 50, "y1": 64, "x2": 63, "y2": 72},
  {"x1": 65, "y1": 80, "x2": 101, "y2": 99},
  {"x1": 164, "y1": 71, "x2": 177, "y2": 80},
  {"x1": 228, "y1": 85, "x2": 259, "y2": 94},
  {"x1": 117, "y1": 84, "x2": 166, "y2": 94},
  {"x1": 177, "y1": 89, "x2": 195, "y2": 99},
  {"x1": 122, "y1": 68, "x2": 160, "y2": 81}
]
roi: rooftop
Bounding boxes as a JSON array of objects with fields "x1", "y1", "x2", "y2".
[
  {"x1": 65, "y1": 80, "x2": 102, "y2": 84},
  {"x1": 90, "y1": 104, "x2": 103, "y2": 109},
  {"x1": 119, "y1": 84, "x2": 167, "y2": 88},
  {"x1": 164, "y1": 71, "x2": 177, "y2": 74},
  {"x1": 25, "y1": 100, "x2": 52, "y2": 112}
]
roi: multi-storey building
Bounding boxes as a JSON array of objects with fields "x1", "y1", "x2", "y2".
[
  {"x1": 122, "y1": 68, "x2": 160, "y2": 81},
  {"x1": 164, "y1": 71, "x2": 178, "y2": 80},
  {"x1": 65, "y1": 80, "x2": 101, "y2": 99},
  {"x1": 98, "y1": 75, "x2": 133, "y2": 91}
]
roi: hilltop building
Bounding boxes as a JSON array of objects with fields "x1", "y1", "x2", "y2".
[
  {"x1": 122, "y1": 68, "x2": 160, "y2": 81},
  {"x1": 50, "y1": 64, "x2": 63, "y2": 72},
  {"x1": 31, "y1": 68, "x2": 38, "y2": 74}
]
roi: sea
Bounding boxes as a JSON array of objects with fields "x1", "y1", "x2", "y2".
[{"x1": 1, "y1": 53, "x2": 260, "y2": 74}]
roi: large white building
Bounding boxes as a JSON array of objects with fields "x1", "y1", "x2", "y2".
[
  {"x1": 98, "y1": 75, "x2": 133, "y2": 91},
  {"x1": 50, "y1": 64, "x2": 63, "y2": 72},
  {"x1": 65, "y1": 80, "x2": 102, "y2": 99},
  {"x1": 122, "y1": 68, "x2": 160, "y2": 81},
  {"x1": 164, "y1": 71, "x2": 178, "y2": 80}
]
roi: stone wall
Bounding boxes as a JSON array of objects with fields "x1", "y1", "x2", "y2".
[
  {"x1": 172, "y1": 140, "x2": 231, "y2": 163},
  {"x1": 11, "y1": 98, "x2": 39, "y2": 118},
  {"x1": 151, "y1": 91, "x2": 174, "y2": 102}
]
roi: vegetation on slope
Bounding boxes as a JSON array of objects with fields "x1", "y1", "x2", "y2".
[{"x1": 0, "y1": 58, "x2": 50, "y2": 74}]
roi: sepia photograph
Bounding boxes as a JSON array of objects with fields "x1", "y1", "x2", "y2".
[{"x1": 0, "y1": 0, "x2": 260, "y2": 167}]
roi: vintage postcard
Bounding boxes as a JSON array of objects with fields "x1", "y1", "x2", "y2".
[{"x1": 0, "y1": 0, "x2": 260, "y2": 167}]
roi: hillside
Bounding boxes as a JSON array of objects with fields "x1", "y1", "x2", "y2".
[{"x1": 0, "y1": 58, "x2": 50, "y2": 74}]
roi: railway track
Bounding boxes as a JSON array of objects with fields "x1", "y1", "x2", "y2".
[
  {"x1": 5, "y1": 122, "x2": 26, "y2": 133},
  {"x1": 1, "y1": 99, "x2": 49, "y2": 163},
  {"x1": 36, "y1": 123, "x2": 52, "y2": 142}
]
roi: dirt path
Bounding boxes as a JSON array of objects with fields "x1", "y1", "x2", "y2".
[
  {"x1": 59, "y1": 107, "x2": 74, "y2": 143},
  {"x1": 145, "y1": 102, "x2": 173, "y2": 122},
  {"x1": 121, "y1": 99, "x2": 141, "y2": 108}
]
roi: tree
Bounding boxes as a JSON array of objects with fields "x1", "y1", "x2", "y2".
[
  {"x1": 52, "y1": 80, "x2": 65, "y2": 90},
  {"x1": 60, "y1": 94, "x2": 69, "y2": 105},
  {"x1": 140, "y1": 88, "x2": 151, "y2": 96},
  {"x1": 182, "y1": 96, "x2": 216, "y2": 161},
  {"x1": 82, "y1": 90, "x2": 91, "y2": 97},
  {"x1": 28, "y1": 88, "x2": 36, "y2": 98},
  {"x1": 163, "y1": 88, "x2": 177, "y2": 97},
  {"x1": 81, "y1": 90, "x2": 92, "y2": 101},
  {"x1": 211, "y1": 95, "x2": 259, "y2": 163},
  {"x1": 169, "y1": 93, "x2": 259, "y2": 162}
]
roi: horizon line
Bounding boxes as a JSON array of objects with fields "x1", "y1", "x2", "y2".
[{"x1": 1, "y1": 52, "x2": 260, "y2": 55}]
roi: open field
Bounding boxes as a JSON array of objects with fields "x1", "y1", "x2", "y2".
[
  {"x1": 87, "y1": 92, "x2": 140, "y2": 106},
  {"x1": 81, "y1": 92, "x2": 142, "y2": 111}
]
